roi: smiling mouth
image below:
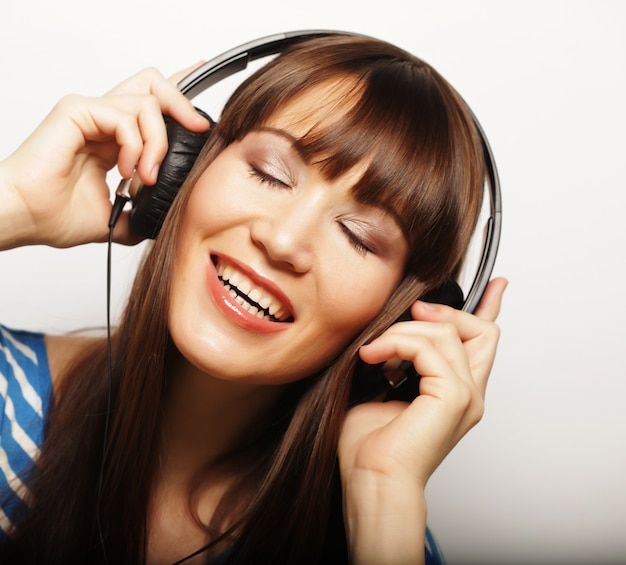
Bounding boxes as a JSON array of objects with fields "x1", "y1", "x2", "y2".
[{"x1": 214, "y1": 257, "x2": 294, "y2": 323}]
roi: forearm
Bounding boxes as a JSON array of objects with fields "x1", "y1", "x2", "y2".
[{"x1": 343, "y1": 471, "x2": 427, "y2": 565}]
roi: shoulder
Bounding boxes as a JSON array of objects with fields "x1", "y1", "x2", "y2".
[
  {"x1": 0, "y1": 325, "x2": 103, "y2": 401},
  {"x1": 0, "y1": 326, "x2": 102, "y2": 539},
  {"x1": 0, "y1": 325, "x2": 50, "y2": 405},
  {"x1": 43, "y1": 332, "x2": 103, "y2": 396},
  {"x1": 0, "y1": 326, "x2": 52, "y2": 518}
]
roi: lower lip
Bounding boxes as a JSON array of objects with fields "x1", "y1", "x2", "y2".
[{"x1": 205, "y1": 256, "x2": 291, "y2": 334}]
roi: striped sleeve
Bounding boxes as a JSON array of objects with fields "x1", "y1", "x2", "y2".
[
  {"x1": 425, "y1": 525, "x2": 445, "y2": 564},
  {"x1": 0, "y1": 325, "x2": 52, "y2": 539}
]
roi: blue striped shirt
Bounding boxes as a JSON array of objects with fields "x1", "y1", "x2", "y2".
[{"x1": 0, "y1": 325, "x2": 52, "y2": 540}]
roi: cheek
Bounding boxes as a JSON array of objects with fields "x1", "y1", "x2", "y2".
[
  {"x1": 316, "y1": 265, "x2": 400, "y2": 338},
  {"x1": 180, "y1": 148, "x2": 254, "y2": 234},
  {"x1": 181, "y1": 170, "x2": 228, "y2": 235},
  {"x1": 293, "y1": 276, "x2": 396, "y2": 375}
]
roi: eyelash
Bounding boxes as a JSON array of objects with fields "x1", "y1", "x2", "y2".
[
  {"x1": 339, "y1": 223, "x2": 372, "y2": 255},
  {"x1": 249, "y1": 166, "x2": 290, "y2": 189},
  {"x1": 250, "y1": 165, "x2": 373, "y2": 256}
]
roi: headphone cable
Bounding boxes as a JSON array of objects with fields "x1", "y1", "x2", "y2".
[{"x1": 97, "y1": 184, "x2": 132, "y2": 563}]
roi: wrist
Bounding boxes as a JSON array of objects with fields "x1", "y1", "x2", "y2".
[
  {"x1": 343, "y1": 470, "x2": 427, "y2": 565},
  {"x1": 0, "y1": 160, "x2": 38, "y2": 250}
]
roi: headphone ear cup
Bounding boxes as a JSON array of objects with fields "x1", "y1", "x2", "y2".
[
  {"x1": 129, "y1": 108, "x2": 215, "y2": 239},
  {"x1": 420, "y1": 278, "x2": 465, "y2": 310}
]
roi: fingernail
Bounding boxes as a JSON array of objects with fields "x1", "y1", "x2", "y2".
[
  {"x1": 151, "y1": 163, "x2": 160, "y2": 182},
  {"x1": 417, "y1": 300, "x2": 438, "y2": 310}
]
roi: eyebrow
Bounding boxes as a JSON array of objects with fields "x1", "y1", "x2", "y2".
[
  {"x1": 253, "y1": 126, "x2": 407, "y2": 237},
  {"x1": 255, "y1": 126, "x2": 304, "y2": 153}
]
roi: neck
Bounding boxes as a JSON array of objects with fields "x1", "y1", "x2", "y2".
[{"x1": 159, "y1": 348, "x2": 286, "y2": 482}]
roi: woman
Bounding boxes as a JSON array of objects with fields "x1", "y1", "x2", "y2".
[{"x1": 0, "y1": 34, "x2": 506, "y2": 564}]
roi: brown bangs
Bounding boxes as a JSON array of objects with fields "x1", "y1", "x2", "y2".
[
  {"x1": 202, "y1": 34, "x2": 484, "y2": 286},
  {"x1": 290, "y1": 62, "x2": 464, "y2": 265}
]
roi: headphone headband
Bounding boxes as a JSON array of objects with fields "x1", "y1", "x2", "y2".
[
  {"x1": 177, "y1": 31, "x2": 347, "y2": 99},
  {"x1": 142, "y1": 30, "x2": 501, "y2": 314}
]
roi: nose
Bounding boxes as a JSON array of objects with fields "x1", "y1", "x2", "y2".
[{"x1": 250, "y1": 196, "x2": 319, "y2": 273}]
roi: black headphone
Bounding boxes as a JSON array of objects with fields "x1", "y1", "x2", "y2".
[{"x1": 125, "y1": 30, "x2": 501, "y2": 401}]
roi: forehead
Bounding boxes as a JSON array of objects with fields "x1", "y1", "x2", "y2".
[
  {"x1": 260, "y1": 80, "x2": 379, "y2": 201},
  {"x1": 263, "y1": 79, "x2": 362, "y2": 139}
]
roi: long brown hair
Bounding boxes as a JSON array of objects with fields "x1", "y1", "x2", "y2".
[{"x1": 1, "y1": 34, "x2": 485, "y2": 564}]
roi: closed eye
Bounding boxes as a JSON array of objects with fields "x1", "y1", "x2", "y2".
[
  {"x1": 339, "y1": 223, "x2": 373, "y2": 255},
  {"x1": 249, "y1": 166, "x2": 291, "y2": 189}
]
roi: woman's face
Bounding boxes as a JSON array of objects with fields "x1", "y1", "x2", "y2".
[{"x1": 169, "y1": 86, "x2": 408, "y2": 384}]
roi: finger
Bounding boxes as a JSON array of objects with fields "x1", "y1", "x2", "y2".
[
  {"x1": 473, "y1": 277, "x2": 508, "y2": 321},
  {"x1": 58, "y1": 96, "x2": 145, "y2": 175},
  {"x1": 106, "y1": 67, "x2": 166, "y2": 96},
  {"x1": 410, "y1": 279, "x2": 507, "y2": 342},
  {"x1": 134, "y1": 101, "x2": 169, "y2": 184},
  {"x1": 65, "y1": 93, "x2": 171, "y2": 182},
  {"x1": 408, "y1": 301, "x2": 499, "y2": 384},
  {"x1": 149, "y1": 77, "x2": 211, "y2": 132},
  {"x1": 76, "y1": 102, "x2": 146, "y2": 179},
  {"x1": 361, "y1": 320, "x2": 470, "y2": 378},
  {"x1": 410, "y1": 301, "x2": 480, "y2": 345},
  {"x1": 107, "y1": 68, "x2": 211, "y2": 133},
  {"x1": 360, "y1": 331, "x2": 471, "y2": 388},
  {"x1": 168, "y1": 60, "x2": 206, "y2": 85}
]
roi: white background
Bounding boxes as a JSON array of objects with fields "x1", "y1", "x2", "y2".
[{"x1": 1, "y1": 1, "x2": 625, "y2": 563}]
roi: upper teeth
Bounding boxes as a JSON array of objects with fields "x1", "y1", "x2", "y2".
[{"x1": 216, "y1": 261, "x2": 291, "y2": 322}]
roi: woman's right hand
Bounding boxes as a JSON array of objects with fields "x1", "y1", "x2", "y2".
[{"x1": 0, "y1": 66, "x2": 210, "y2": 250}]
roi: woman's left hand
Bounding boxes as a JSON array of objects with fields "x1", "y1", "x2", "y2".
[{"x1": 338, "y1": 277, "x2": 507, "y2": 564}]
